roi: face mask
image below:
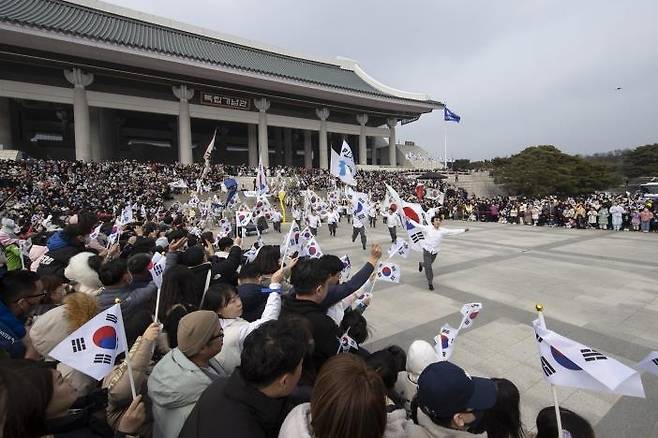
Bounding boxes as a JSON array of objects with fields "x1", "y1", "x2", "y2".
[{"x1": 465, "y1": 410, "x2": 486, "y2": 434}]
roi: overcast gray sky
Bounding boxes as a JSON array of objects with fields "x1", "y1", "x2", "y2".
[{"x1": 107, "y1": 0, "x2": 658, "y2": 160}]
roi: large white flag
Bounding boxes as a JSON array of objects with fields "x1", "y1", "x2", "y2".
[
  {"x1": 340, "y1": 140, "x2": 357, "y2": 176},
  {"x1": 330, "y1": 148, "x2": 357, "y2": 186},
  {"x1": 533, "y1": 319, "x2": 645, "y2": 397},
  {"x1": 637, "y1": 351, "x2": 658, "y2": 376},
  {"x1": 376, "y1": 262, "x2": 401, "y2": 283},
  {"x1": 203, "y1": 129, "x2": 217, "y2": 161},
  {"x1": 148, "y1": 252, "x2": 167, "y2": 289},
  {"x1": 49, "y1": 304, "x2": 127, "y2": 380},
  {"x1": 256, "y1": 160, "x2": 269, "y2": 195}
]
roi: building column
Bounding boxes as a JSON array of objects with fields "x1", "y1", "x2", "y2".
[
  {"x1": 387, "y1": 118, "x2": 397, "y2": 167},
  {"x1": 283, "y1": 128, "x2": 293, "y2": 166},
  {"x1": 303, "y1": 130, "x2": 312, "y2": 169},
  {"x1": 356, "y1": 114, "x2": 368, "y2": 165},
  {"x1": 173, "y1": 85, "x2": 194, "y2": 164},
  {"x1": 254, "y1": 98, "x2": 270, "y2": 167},
  {"x1": 89, "y1": 108, "x2": 101, "y2": 162},
  {"x1": 247, "y1": 124, "x2": 258, "y2": 167},
  {"x1": 316, "y1": 107, "x2": 330, "y2": 169},
  {"x1": 64, "y1": 68, "x2": 94, "y2": 162},
  {"x1": 0, "y1": 97, "x2": 12, "y2": 150}
]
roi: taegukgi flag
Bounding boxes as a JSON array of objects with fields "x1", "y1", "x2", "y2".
[
  {"x1": 434, "y1": 324, "x2": 458, "y2": 360},
  {"x1": 377, "y1": 262, "x2": 401, "y2": 283},
  {"x1": 148, "y1": 252, "x2": 167, "y2": 289},
  {"x1": 637, "y1": 351, "x2": 658, "y2": 376},
  {"x1": 387, "y1": 239, "x2": 411, "y2": 259},
  {"x1": 458, "y1": 303, "x2": 482, "y2": 330},
  {"x1": 340, "y1": 255, "x2": 352, "y2": 279},
  {"x1": 533, "y1": 319, "x2": 645, "y2": 397},
  {"x1": 301, "y1": 237, "x2": 323, "y2": 259},
  {"x1": 49, "y1": 304, "x2": 127, "y2": 380},
  {"x1": 256, "y1": 159, "x2": 269, "y2": 195}
]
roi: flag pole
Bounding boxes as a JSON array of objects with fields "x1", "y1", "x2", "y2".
[
  {"x1": 444, "y1": 120, "x2": 448, "y2": 171},
  {"x1": 153, "y1": 288, "x2": 161, "y2": 323},
  {"x1": 117, "y1": 302, "x2": 138, "y2": 400},
  {"x1": 536, "y1": 304, "x2": 563, "y2": 437}
]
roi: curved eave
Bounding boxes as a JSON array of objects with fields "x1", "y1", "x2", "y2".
[{"x1": 0, "y1": 23, "x2": 441, "y2": 115}]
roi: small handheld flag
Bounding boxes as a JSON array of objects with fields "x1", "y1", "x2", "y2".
[
  {"x1": 637, "y1": 351, "x2": 658, "y2": 376},
  {"x1": 49, "y1": 304, "x2": 127, "y2": 381},
  {"x1": 376, "y1": 262, "x2": 401, "y2": 283}
]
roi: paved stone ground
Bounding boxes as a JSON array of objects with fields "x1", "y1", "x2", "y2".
[{"x1": 252, "y1": 219, "x2": 658, "y2": 437}]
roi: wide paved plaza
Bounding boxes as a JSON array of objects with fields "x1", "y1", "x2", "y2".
[{"x1": 254, "y1": 219, "x2": 658, "y2": 437}]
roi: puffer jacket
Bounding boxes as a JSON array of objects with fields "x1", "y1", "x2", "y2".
[{"x1": 148, "y1": 348, "x2": 226, "y2": 438}]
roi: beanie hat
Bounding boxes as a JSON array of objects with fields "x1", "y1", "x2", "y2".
[
  {"x1": 177, "y1": 310, "x2": 219, "y2": 357},
  {"x1": 406, "y1": 340, "x2": 440, "y2": 382}
]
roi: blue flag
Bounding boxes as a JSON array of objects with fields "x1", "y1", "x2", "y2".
[{"x1": 444, "y1": 107, "x2": 461, "y2": 123}]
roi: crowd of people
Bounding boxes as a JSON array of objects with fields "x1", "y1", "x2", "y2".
[{"x1": 0, "y1": 157, "x2": 647, "y2": 437}]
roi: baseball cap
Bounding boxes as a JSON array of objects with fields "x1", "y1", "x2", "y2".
[{"x1": 417, "y1": 361, "x2": 497, "y2": 419}]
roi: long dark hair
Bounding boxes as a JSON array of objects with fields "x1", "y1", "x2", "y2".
[
  {"x1": 201, "y1": 283, "x2": 237, "y2": 317},
  {"x1": 253, "y1": 245, "x2": 280, "y2": 276},
  {"x1": 158, "y1": 265, "x2": 197, "y2": 321},
  {"x1": 481, "y1": 377, "x2": 525, "y2": 438},
  {"x1": 536, "y1": 406, "x2": 595, "y2": 438},
  {"x1": 0, "y1": 360, "x2": 53, "y2": 438}
]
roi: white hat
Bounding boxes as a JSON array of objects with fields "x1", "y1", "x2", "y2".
[{"x1": 407, "y1": 340, "x2": 440, "y2": 381}]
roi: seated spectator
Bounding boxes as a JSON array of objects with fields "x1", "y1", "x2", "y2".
[
  {"x1": 317, "y1": 246, "x2": 381, "y2": 308},
  {"x1": 0, "y1": 359, "x2": 146, "y2": 438},
  {"x1": 479, "y1": 378, "x2": 525, "y2": 438},
  {"x1": 0, "y1": 270, "x2": 43, "y2": 358},
  {"x1": 281, "y1": 258, "x2": 338, "y2": 377},
  {"x1": 279, "y1": 353, "x2": 407, "y2": 438},
  {"x1": 30, "y1": 274, "x2": 69, "y2": 316},
  {"x1": 37, "y1": 223, "x2": 95, "y2": 279},
  {"x1": 29, "y1": 292, "x2": 98, "y2": 396},
  {"x1": 64, "y1": 252, "x2": 103, "y2": 296},
  {"x1": 409, "y1": 361, "x2": 497, "y2": 437},
  {"x1": 104, "y1": 321, "x2": 161, "y2": 436},
  {"x1": 202, "y1": 268, "x2": 283, "y2": 374},
  {"x1": 209, "y1": 236, "x2": 242, "y2": 285},
  {"x1": 158, "y1": 265, "x2": 198, "y2": 349},
  {"x1": 148, "y1": 310, "x2": 226, "y2": 438},
  {"x1": 395, "y1": 340, "x2": 439, "y2": 413},
  {"x1": 535, "y1": 406, "x2": 595, "y2": 438},
  {"x1": 237, "y1": 262, "x2": 268, "y2": 322},
  {"x1": 179, "y1": 319, "x2": 306, "y2": 438}
]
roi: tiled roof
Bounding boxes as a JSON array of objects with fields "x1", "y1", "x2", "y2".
[{"x1": 0, "y1": 0, "x2": 421, "y2": 100}]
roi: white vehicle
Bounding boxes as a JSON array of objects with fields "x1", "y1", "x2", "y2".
[{"x1": 639, "y1": 182, "x2": 658, "y2": 200}]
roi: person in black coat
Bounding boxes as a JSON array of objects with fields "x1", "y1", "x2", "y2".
[
  {"x1": 179, "y1": 320, "x2": 307, "y2": 438},
  {"x1": 280, "y1": 258, "x2": 338, "y2": 377}
]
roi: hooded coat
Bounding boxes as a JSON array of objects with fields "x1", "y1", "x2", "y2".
[{"x1": 148, "y1": 348, "x2": 225, "y2": 438}]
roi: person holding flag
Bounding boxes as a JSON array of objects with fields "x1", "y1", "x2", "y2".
[{"x1": 416, "y1": 215, "x2": 469, "y2": 290}]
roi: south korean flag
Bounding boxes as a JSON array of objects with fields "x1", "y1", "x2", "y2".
[
  {"x1": 637, "y1": 351, "x2": 658, "y2": 377},
  {"x1": 458, "y1": 303, "x2": 482, "y2": 330},
  {"x1": 405, "y1": 221, "x2": 426, "y2": 252},
  {"x1": 337, "y1": 328, "x2": 359, "y2": 354},
  {"x1": 49, "y1": 304, "x2": 127, "y2": 381},
  {"x1": 219, "y1": 218, "x2": 232, "y2": 238},
  {"x1": 340, "y1": 255, "x2": 352, "y2": 279},
  {"x1": 434, "y1": 324, "x2": 458, "y2": 360},
  {"x1": 299, "y1": 227, "x2": 314, "y2": 247},
  {"x1": 533, "y1": 319, "x2": 645, "y2": 397},
  {"x1": 148, "y1": 252, "x2": 167, "y2": 289},
  {"x1": 236, "y1": 208, "x2": 253, "y2": 228},
  {"x1": 301, "y1": 237, "x2": 323, "y2": 259},
  {"x1": 387, "y1": 239, "x2": 410, "y2": 259},
  {"x1": 377, "y1": 262, "x2": 400, "y2": 283}
]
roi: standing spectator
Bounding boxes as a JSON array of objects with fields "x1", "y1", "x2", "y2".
[
  {"x1": 639, "y1": 207, "x2": 654, "y2": 233},
  {"x1": 609, "y1": 202, "x2": 625, "y2": 231}
]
